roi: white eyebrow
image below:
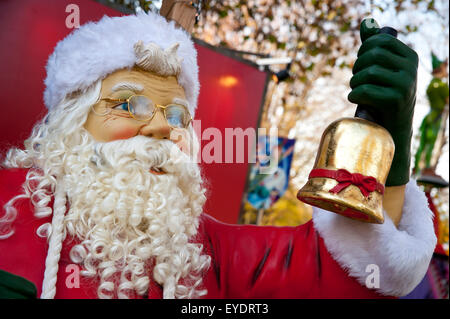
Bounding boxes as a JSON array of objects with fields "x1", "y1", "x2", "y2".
[
  {"x1": 111, "y1": 82, "x2": 144, "y2": 93},
  {"x1": 172, "y1": 97, "x2": 190, "y2": 109}
]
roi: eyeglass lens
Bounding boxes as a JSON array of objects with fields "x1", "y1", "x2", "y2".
[
  {"x1": 129, "y1": 96, "x2": 189, "y2": 128},
  {"x1": 165, "y1": 104, "x2": 190, "y2": 128},
  {"x1": 129, "y1": 96, "x2": 154, "y2": 120}
]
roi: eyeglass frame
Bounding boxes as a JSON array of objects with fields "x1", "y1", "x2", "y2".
[{"x1": 91, "y1": 94, "x2": 193, "y2": 129}]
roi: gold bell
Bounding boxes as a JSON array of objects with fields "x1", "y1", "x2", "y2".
[{"x1": 297, "y1": 117, "x2": 395, "y2": 224}]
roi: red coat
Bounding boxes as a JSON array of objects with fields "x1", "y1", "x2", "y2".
[{"x1": 0, "y1": 168, "x2": 389, "y2": 298}]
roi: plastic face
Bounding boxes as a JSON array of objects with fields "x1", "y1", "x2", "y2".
[{"x1": 84, "y1": 67, "x2": 189, "y2": 143}]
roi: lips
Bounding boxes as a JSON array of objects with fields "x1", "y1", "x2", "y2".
[{"x1": 149, "y1": 167, "x2": 167, "y2": 175}]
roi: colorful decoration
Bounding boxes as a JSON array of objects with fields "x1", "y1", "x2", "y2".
[
  {"x1": 246, "y1": 136, "x2": 295, "y2": 211},
  {"x1": 240, "y1": 187, "x2": 313, "y2": 227},
  {"x1": 403, "y1": 189, "x2": 449, "y2": 299},
  {"x1": 427, "y1": 256, "x2": 449, "y2": 299},
  {"x1": 413, "y1": 53, "x2": 449, "y2": 187},
  {"x1": 240, "y1": 135, "x2": 313, "y2": 226},
  {"x1": 405, "y1": 53, "x2": 449, "y2": 299}
]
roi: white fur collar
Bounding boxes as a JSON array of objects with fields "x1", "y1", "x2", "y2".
[{"x1": 312, "y1": 179, "x2": 437, "y2": 297}]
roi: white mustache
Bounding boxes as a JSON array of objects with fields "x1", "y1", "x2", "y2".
[{"x1": 91, "y1": 135, "x2": 195, "y2": 176}]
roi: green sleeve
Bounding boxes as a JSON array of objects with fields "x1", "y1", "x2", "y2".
[{"x1": 0, "y1": 270, "x2": 37, "y2": 299}]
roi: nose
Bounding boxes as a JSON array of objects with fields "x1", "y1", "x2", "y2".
[{"x1": 138, "y1": 109, "x2": 171, "y2": 139}]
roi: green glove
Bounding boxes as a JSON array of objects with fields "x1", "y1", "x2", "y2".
[
  {"x1": 348, "y1": 18, "x2": 419, "y2": 186},
  {"x1": 0, "y1": 270, "x2": 37, "y2": 299}
]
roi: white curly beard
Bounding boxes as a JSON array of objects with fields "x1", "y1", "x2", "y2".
[{"x1": 62, "y1": 135, "x2": 210, "y2": 299}]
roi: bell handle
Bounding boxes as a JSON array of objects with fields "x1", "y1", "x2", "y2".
[{"x1": 355, "y1": 26, "x2": 398, "y2": 123}]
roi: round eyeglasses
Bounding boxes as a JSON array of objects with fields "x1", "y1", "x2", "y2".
[{"x1": 92, "y1": 95, "x2": 192, "y2": 129}]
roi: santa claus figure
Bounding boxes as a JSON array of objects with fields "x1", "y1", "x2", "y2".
[{"x1": 0, "y1": 12, "x2": 437, "y2": 299}]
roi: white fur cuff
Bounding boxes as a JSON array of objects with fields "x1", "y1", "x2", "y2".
[{"x1": 312, "y1": 179, "x2": 437, "y2": 297}]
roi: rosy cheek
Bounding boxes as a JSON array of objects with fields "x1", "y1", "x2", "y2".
[{"x1": 109, "y1": 125, "x2": 138, "y2": 141}]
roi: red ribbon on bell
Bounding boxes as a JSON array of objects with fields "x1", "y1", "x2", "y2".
[{"x1": 309, "y1": 168, "x2": 384, "y2": 198}]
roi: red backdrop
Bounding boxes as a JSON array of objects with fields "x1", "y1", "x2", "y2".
[{"x1": 0, "y1": 0, "x2": 268, "y2": 224}]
